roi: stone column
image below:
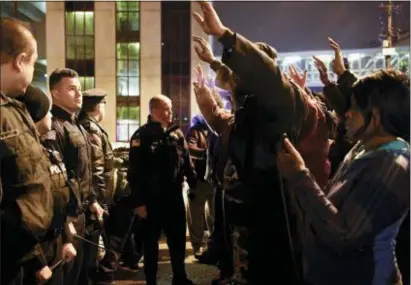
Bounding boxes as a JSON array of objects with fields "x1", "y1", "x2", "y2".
[
  {"x1": 139, "y1": 1, "x2": 162, "y2": 125},
  {"x1": 94, "y1": 2, "x2": 116, "y2": 141},
  {"x1": 45, "y1": 2, "x2": 65, "y2": 88}
]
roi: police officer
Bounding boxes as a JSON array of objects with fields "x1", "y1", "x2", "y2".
[
  {"x1": 21, "y1": 85, "x2": 77, "y2": 285},
  {"x1": 78, "y1": 88, "x2": 115, "y2": 283},
  {"x1": 128, "y1": 95, "x2": 197, "y2": 285},
  {"x1": 79, "y1": 88, "x2": 114, "y2": 205},
  {"x1": 0, "y1": 18, "x2": 54, "y2": 285},
  {"x1": 47, "y1": 68, "x2": 105, "y2": 285}
]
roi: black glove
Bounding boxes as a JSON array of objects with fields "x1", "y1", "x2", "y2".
[{"x1": 187, "y1": 189, "x2": 196, "y2": 201}]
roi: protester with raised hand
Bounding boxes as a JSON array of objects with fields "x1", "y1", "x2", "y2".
[{"x1": 277, "y1": 69, "x2": 410, "y2": 285}]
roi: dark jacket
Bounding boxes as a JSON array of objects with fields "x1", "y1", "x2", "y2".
[
  {"x1": 127, "y1": 120, "x2": 197, "y2": 208},
  {"x1": 0, "y1": 92, "x2": 53, "y2": 273},
  {"x1": 186, "y1": 117, "x2": 209, "y2": 182},
  {"x1": 79, "y1": 115, "x2": 114, "y2": 204},
  {"x1": 46, "y1": 105, "x2": 96, "y2": 216},
  {"x1": 199, "y1": 30, "x2": 331, "y2": 282}
]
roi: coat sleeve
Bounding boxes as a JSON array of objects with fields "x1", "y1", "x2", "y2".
[
  {"x1": 218, "y1": 30, "x2": 304, "y2": 129},
  {"x1": 287, "y1": 152, "x2": 410, "y2": 254},
  {"x1": 194, "y1": 85, "x2": 233, "y2": 136},
  {"x1": 87, "y1": 130, "x2": 106, "y2": 202}
]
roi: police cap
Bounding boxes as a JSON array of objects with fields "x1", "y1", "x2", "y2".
[
  {"x1": 82, "y1": 88, "x2": 107, "y2": 111},
  {"x1": 22, "y1": 85, "x2": 51, "y2": 123}
]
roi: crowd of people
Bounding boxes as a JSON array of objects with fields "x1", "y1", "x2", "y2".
[{"x1": 0, "y1": 2, "x2": 410, "y2": 285}]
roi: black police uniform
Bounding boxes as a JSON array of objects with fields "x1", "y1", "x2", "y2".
[
  {"x1": 128, "y1": 118, "x2": 197, "y2": 285},
  {"x1": 46, "y1": 105, "x2": 96, "y2": 285}
]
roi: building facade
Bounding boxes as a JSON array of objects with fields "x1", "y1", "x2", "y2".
[{"x1": 46, "y1": 1, "x2": 207, "y2": 142}]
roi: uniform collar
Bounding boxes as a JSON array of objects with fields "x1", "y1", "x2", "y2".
[
  {"x1": 52, "y1": 105, "x2": 76, "y2": 122},
  {"x1": 1, "y1": 92, "x2": 27, "y2": 110},
  {"x1": 0, "y1": 92, "x2": 9, "y2": 105}
]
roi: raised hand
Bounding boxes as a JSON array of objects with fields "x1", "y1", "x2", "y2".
[
  {"x1": 328, "y1": 37, "x2": 346, "y2": 76},
  {"x1": 193, "y1": 1, "x2": 227, "y2": 37},
  {"x1": 288, "y1": 65, "x2": 307, "y2": 89},
  {"x1": 193, "y1": 64, "x2": 216, "y2": 106},
  {"x1": 193, "y1": 35, "x2": 215, "y2": 64},
  {"x1": 313, "y1": 56, "x2": 331, "y2": 86}
]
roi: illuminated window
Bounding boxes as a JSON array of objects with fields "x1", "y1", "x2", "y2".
[
  {"x1": 116, "y1": 0, "x2": 140, "y2": 142},
  {"x1": 65, "y1": 1, "x2": 95, "y2": 90}
]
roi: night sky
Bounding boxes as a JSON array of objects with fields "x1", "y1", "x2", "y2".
[{"x1": 212, "y1": 1, "x2": 410, "y2": 54}]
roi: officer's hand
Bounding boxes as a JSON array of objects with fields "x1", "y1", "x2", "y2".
[
  {"x1": 187, "y1": 189, "x2": 196, "y2": 201},
  {"x1": 89, "y1": 202, "x2": 105, "y2": 219},
  {"x1": 61, "y1": 243, "x2": 77, "y2": 262},
  {"x1": 277, "y1": 138, "x2": 307, "y2": 179},
  {"x1": 135, "y1": 206, "x2": 147, "y2": 219},
  {"x1": 35, "y1": 266, "x2": 52, "y2": 285}
]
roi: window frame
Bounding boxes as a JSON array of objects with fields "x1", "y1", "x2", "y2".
[
  {"x1": 115, "y1": 1, "x2": 141, "y2": 142},
  {"x1": 64, "y1": 1, "x2": 96, "y2": 89}
]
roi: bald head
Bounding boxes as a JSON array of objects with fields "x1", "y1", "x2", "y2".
[
  {"x1": 149, "y1": 95, "x2": 173, "y2": 127},
  {"x1": 149, "y1": 94, "x2": 171, "y2": 112}
]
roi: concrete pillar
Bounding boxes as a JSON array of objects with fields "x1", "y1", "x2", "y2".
[
  {"x1": 45, "y1": 2, "x2": 65, "y2": 89},
  {"x1": 140, "y1": 1, "x2": 162, "y2": 125},
  {"x1": 94, "y1": 2, "x2": 116, "y2": 141},
  {"x1": 190, "y1": 2, "x2": 210, "y2": 121}
]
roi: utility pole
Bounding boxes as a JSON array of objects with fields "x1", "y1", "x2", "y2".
[{"x1": 380, "y1": 1, "x2": 398, "y2": 69}]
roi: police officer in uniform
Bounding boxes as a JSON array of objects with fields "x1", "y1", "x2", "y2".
[
  {"x1": 47, "y1": 68, "x2": 105, "y2": 285},
  {"x1": 0, "y1": 18, "x2": 54, "y2": 285},
  {"x1": 79, "y1": 88, "x2": 114, "y2": 206},
  {"x1": 78, "y1": 88, "x2": 115, "y2": 283},
  {"x1": 128, "y1": 95, "x2": 197, "y2": 285},
  {"x1": 21, "y1": 85, "x2": 77, "y2": 285}
]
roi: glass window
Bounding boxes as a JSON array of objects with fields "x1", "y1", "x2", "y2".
[
  {"x1": 116, "y1": 12, "x2": 128, "y2": 32},
  {"x1": 84, "y1": 77, "x2": 95, "y2": 90},
  {"x1": 116, "y1": 2, "x2": 140, "y2": 141},
  {"x1": 116, "y1": 1, "x2": 129, "y2": 12},
  {"x1": 66, "y1": 12, "x2": 75, "y2": 35},
  {"x1": 128, "y1": 61, "x2": 139, "y2": 77},
  {"x1": 66, "y1": 36, "x2": 76, "y2": 59},
  {"x1": 85, "y1": 12, "x2": 94, "y2": 35},
  {"x1": 128, "y1": 2, "x2": 139, "y2": 11},
  {"x1": 128, "y1": 77, "x2": 139, "y2": 96},
  {"x1": 130, "y1": 13, "x2": 139, "y2": 32},
  {"x1": 117, "y1": 77, "x2": 128, "y2": 96},
  {"x1": 65, "y1": 4, "x2": 95, "y2": 82},
  {"x1": 128, "y1": 42, "x2": 140, "y2": 59},
  {"x1": 85, "y1": 36, "x2": 94, "y2": 59},
  {"x1": 116, "y1": 105, "x2": 140, "y2": 141},
  {"x1": 76, "y1": 36, "x2": 85, "y2": 59},
  {"x1": 117, "y1": 60, "x2": 128, "y2": 76},
  {"x1": 75, "y1": 12, "x2": 85, "y2": 34},
  {"x1": 116, "y1": 43, "x2": 128, "y2": 59}
]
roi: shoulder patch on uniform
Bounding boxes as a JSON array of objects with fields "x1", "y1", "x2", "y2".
[{"x1": 131, "y1": 138, "x2": 141, "y2": 147}]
